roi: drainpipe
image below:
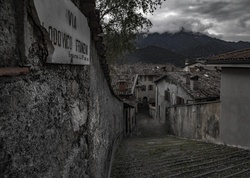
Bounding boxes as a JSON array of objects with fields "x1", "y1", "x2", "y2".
[{"x1": 155, "y1": 85, "x2": 158, "y2": 119}]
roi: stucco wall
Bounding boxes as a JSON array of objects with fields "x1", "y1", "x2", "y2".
[
  {"x1": 138, "y1": 75, "x2": 156, "y2": 103},
  {"x1": 220, "y1": 68, "x2": 250, "y2": 148},
  {"x1": 168, "y1": 102, "x2": 220, "y2": 142},
  {"x1": 156, "y1": 78, "x2": 193, "y2": 124},
  {"x1": 0, "y1": 1, "x2": 123, "y2": 178}
]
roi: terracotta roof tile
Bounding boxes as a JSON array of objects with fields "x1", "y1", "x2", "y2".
[
  {"x1": 160, "y1": 70, "x2": 221, "y2": 100},
  {"x1": 110, "y1": 64, "x2": 180, "y2": 96},
  {"x1": 207, "y1": 48, "x2": 250, "y2": 64}
]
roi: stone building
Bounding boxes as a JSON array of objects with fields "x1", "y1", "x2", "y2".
[
  {"x1": 207, "y1": 48, "x2": 250, "y2": 148},
  {"x1": 0, "y1": 0, "x2": 124, "y2": 177}
]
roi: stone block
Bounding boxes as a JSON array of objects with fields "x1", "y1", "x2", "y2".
[{"x1": 70, "y1": 101, "x2": 88, "y2": 132}]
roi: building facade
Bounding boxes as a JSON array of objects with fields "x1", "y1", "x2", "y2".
[
  {"x1": 110, "y1": 64, "x2": 180, "y2": 110},
  {"x1": 208, "y1": 48, "x2": 250, "y2": 148},
  {"x1": 137, "y1": 74, "x2": 158, "y2": 106},
  {"x1": 154, "y1": 70, "x2": 221, "y2": 123}
]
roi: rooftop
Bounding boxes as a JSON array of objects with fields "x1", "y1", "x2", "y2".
[
  {"x1": 110, "y1": 64, "x2": 180, "y2": 96},
  {"x1": 155, "y1": 70, "x2": 221, "y2": 100},
  {"x1": 110, "y1": 70, "x2": 136, "y2": 96},
  {"x1": 207, "y1": 48, "x2": 250, "y2": 65},
  {"x1": 111, "y1": 63, "x2": 179, "y2": 76}
]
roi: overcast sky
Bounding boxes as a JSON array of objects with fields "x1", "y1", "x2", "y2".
[{"x1": 146, "y1": 0, "x2": 250, "y2": 42}]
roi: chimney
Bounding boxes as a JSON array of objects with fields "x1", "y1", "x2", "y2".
[
  {"x1": 190, "y1": 76, "x2": 199, "y2": 90},
  {"x1": 184, "y1": 73, "x2": 191, "y2": 86},
  {"x1": 186, "y1": 76, "x2": 190, "y2": 86}
]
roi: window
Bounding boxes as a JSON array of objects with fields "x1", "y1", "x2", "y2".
[
  {"x1": 148, "y1": 85, "x2": 153, "y2": 91},
  {"x1": 164, "y1": 90, "x2": 170, "y2": 101},
  {"x1": 148, "y1": 75, "x2": 154, "y2": 81},
  {"x1": 141, "y1": 85, "x2": 146, "y2": 91},
  {"x1": 176, "y1": 96, "x2": 185, "y2": 105}
]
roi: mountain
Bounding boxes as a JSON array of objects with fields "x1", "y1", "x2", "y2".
[
  {"x1": 119, "y1": 45, "x2": 185, "y2": 67},
  {"x1": 135, "y1": 30, "x2": 250, "y2": 61},
  {"x1": 120, "y1": 30, "x2": 250, "y2": 67}
]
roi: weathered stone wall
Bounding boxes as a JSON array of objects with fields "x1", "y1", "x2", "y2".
[
  {"x1": 0, "y1": 0, "x2": 123, "y2": 177},
  {"x1": 167, "y1": 102, "x2": 220, "y2": 142},
  {"x1": 88, "y1": 41, "x2": 123, "y2": 178},
  {"x1": 0, "y1": 0, "x2": 21, "y2": 67}
]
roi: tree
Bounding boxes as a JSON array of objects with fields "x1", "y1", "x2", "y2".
[{"x1": 96, "y1": 0, "x2": 165, "y2": 62}]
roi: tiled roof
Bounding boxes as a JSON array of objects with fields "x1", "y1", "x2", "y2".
[
  {"x1": 110, "y1": 64, "x2": 180, "y2": 96},
  {"x1": 110, "y1": 70, "x2": 136, "y2": 96},
  {"x1": 207, "y1": 48, "x2": 250, "y2": 64},
  {"x1": 156, "y1": 70, "x2": 221, "y2": 100},
  {"x1": 111, "y1": 79, "x2": 135, "y2": 96},
  {"x1": 123, "y1": 98, "x2": 137, "y2": 108},
  {"x1": 111, "y1": 64, "x2": 179, "y2": 75}
]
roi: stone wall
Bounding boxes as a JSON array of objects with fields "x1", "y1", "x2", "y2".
[
  {"x1": 167, "y1": 102, "x2": 220, "y2": 142},
  {"x1": 88, "y1": 41, "x2": 123, "y2": 178},
  {"x1": 0, "y1": 0, "x2": 123, "y2": 177},
  {"x1": 0, "y1": 0, "x2": 22, "y2": 66}
]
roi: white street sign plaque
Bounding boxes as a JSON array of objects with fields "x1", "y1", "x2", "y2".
[{"x1": 33, "y1": 0, "x2": 90, "y2": 65}]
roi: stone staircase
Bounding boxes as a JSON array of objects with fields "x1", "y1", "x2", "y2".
[{"x1": 111, "y1": 113, "x2": 250, "y2": 178}]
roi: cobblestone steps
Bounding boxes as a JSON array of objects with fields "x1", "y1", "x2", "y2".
[{"x1": 111, "y1": 113, "x2": 250, "y2": 178}]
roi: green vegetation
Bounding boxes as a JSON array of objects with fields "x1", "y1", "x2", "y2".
[{"x1": 96, "y1": 0, "x2": 165, "y2": 62}]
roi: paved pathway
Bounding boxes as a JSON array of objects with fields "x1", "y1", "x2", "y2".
[{"x1": 111, "y1": 113, "x2": 250, "y2": 178}]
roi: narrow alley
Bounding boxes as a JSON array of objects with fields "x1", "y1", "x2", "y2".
[{"x1": 111, "y1": 113, "x2": 250, "y2": 178}]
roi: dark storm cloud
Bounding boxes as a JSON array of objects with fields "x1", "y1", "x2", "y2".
[
  {"x1": 185, "y1": 1, "x2": 250, "y2": 22},
  {"x1": 186, "y1": 1, "x2": 231, "y2": 18},
  {"x1": 147, "y1": 0, "x2": 250, "y2": 41},
  {"x1": 150, "y1": 16, "x2": 214, "y2": 34}
]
